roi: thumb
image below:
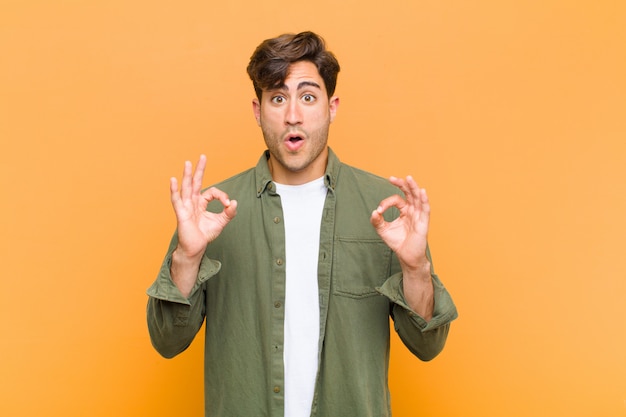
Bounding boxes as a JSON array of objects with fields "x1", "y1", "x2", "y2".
[
  {"x1": 222, "y1": 199, "x2": 238, "y2": 221},
  {"x1": 370, "y1": 207, "x2": 385, "y2": 230}
]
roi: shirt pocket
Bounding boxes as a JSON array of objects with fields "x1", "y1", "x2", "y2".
[{"x1": 332, "y1": 237, "x2": 392, "y2": 299}]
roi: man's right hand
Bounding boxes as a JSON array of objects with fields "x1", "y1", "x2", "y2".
[{"x1": 169, "y1": 154, "x2": 237, "y2": 297}]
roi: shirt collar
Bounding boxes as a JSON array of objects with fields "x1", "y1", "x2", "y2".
[{"x1": 255, "y1": 147, "x2": 340, "y2": 197}]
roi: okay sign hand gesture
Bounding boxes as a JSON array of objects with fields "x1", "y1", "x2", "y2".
[
  {"x1": 370, "y1": 175, "x2": 434, "y2": 320},
  {"x1": 170, "y1": 155, "x2": 238, "y2": 260},
  {"x1": 370, "y1": 175, "x2": 430, "y2": 271}
]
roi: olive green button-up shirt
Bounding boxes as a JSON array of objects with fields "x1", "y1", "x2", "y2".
[{"x1": 147, "y1": 148, "x2": 458, "y2": 417}]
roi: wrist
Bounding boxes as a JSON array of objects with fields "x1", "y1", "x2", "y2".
[
  {"x1": 172, "y1": 245, "x2": 204, "y2": 265},
  {"x1": 170, "y1": 247, "x2": 204, "y2": 298},
  {"x1": 401, "y1": 257, "x2": 431, "y2": 282}
]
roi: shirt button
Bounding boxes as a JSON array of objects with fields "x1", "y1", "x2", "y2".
[
  {"x1": 276, "y1": 258, "x2": 283, "y2": 266},
  {"x1": 273, "y1": 216, "x2": 281, "y2": 224},
  {"x1": 273, "y1": 386, "x2": 281, "y2": 393},
  {"x1": 274, "y1": 301, "x2": 282, "y2": 308}
]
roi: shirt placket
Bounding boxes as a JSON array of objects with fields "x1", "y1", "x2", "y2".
[
  {"x1": 264, "y1": 181, "x2": 287, "y2": 417},
  {"x1": 309, "y1": 178, "x2": 336, "y2": 416}
]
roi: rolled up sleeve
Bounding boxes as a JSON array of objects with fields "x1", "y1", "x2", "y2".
[
  {"x1": 146, "y1": 253, "x2": 221, "y2": 358},
  {"x1": 377, "y1": 272, "x2": 458, "y2": 361}
]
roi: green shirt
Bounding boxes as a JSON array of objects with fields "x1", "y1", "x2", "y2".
[{"x1": 147, "y1": 148, "x2": 458, "y2": 417}]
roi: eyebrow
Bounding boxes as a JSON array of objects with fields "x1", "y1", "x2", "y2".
[{"x1": 276, "y1": 81, "x2": 322, "y2": 92}]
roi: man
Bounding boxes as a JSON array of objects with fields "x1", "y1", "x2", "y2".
[{"x1": 147, "y1": 31, "x2": 457, "y2": 417}]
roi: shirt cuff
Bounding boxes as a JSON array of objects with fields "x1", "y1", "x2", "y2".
[
  {"x1": 146, "y1": 253, "x2": 221, "y2": 305},
  {"x1": 377, "y1": 272, "x2": 458, "y2": 332}
]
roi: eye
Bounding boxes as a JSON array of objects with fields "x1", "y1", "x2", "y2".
[
  {"x1": 271, "y1": 95, "x2": 285, "y2": 104},
  {"x1": 301, "y1": 94, "x2": 316, "y2": 103}
]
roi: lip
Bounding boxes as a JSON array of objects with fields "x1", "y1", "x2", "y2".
[{"x1": 283, "y1": 132, "x2": 306, "y2": 152}]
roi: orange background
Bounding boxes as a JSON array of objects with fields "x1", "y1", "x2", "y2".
[{"x1": 1, "y1": 1, "x2": 625, "y2": 416}]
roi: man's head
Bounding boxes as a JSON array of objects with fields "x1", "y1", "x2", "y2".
[
  {"x1": 247, "y1": 32, "x2": 341, "y2": 185},
  {"x1": 247, "y1": 31, "x2": 340, "y2": 101}
]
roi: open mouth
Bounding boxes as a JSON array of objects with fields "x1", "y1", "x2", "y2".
[{"x1": 284, "y1": 134, "x2": 305, "y2": 151}]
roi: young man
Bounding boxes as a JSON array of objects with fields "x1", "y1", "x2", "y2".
[{"x1": 147, "y1": 31, "x2": 457, "y2": 417}]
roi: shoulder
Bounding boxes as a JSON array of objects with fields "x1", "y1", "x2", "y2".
[
  {"x1": 337, "y1": 162, "x2": 399, "y2": 196},
  {"x1": 203, "y1": 167, "x2": 256, "y2": 213},
  {"x1": 210, "y1": 167, "x2": 256, "y2": 192}
]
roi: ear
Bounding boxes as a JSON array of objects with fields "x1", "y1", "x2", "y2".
[
  {"x1": 329, "y1": 96, "x2": 340, "y2": 123},
  {"x1": 252, "y1": 98, "x2": 261, "y2": 126}
]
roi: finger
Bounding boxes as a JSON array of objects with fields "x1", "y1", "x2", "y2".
[
  {"x1": 201, "y1": 187, "x2": 232, "y2": 207},
  {"x1": 404, "y1": 175, "x2": 423, "y2": 207},
  {"x1": 420, "y1": 188, "x2": 431, "y2": 214},
  {"x1": 390, "y1": 175, "x2": 422, "y2": 207},
  {"x1": 388, "y1": 176, "x2": 414, "y2": 205},
  {"x1": 388, "y1": 175, "x2": 405, "y2": 191},
  {"x1": 376, "y1": 194, "x2": 406, "y2": 214},
  {"x1": 414, "y1": 188, "x2": 431, "y2": 236},
  {"x1": 405, "y1": 175, "x2": 421, "y2": 197},
  {"x1": 192, "y1": 155, "x2": 207, "y2": 196},
  {"x1": 419, "y1": 189, "x2": 431, "y2": 232},
  {"x1": 170, "y1": 177, "x2": 181, "y2": 207},
  {"x1": 180, "y1": 160, "x2": 193, "y2": 201}
]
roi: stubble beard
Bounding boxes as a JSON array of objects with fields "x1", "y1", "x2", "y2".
[{"x1": 262, "y1": 123, "x2": 330, "y2": 174}]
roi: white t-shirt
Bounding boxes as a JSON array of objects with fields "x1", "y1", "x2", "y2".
[{"x1": 274, "y1": 177, "x2": 327, "y2": 417}]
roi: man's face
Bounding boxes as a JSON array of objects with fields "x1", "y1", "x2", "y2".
[{"x1": 252, "y1": 60, "x2": 339, "y2": 185}]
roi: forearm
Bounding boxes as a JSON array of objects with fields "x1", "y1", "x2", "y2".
[
  {"x1": 401, "y1": 259, "x2": 434, "y2": 322},
  {"x1": 171, "y1": 247, "x2": 203, "y2": 298}
]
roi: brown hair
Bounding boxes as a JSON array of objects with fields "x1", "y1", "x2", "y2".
[{"x1": 246, "y1": 31, "x2": 340, "y2": 101}]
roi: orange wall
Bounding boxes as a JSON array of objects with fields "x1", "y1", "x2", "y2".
[{"x1": 1, "y1": 1, "x2": 625, "y2": 416}]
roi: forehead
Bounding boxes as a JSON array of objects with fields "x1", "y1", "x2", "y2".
[
  {"x1": 283, "y1": 61, "x2": 326, "y2": 91},
  {"x1": 286, "y1": 61, "x2": 321, "y2": 80}
]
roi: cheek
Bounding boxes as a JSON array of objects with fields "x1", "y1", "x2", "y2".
[
  {"x1": 260, "y1": 115, "x2": 284, "y2": 139},
  {"x1": 261, "y1": 108, "x2": 283, "y2": 124},
  {"x1": 259, "y1": 116, "x2": 277, "y2": 131},
  {"x1": 310, "y1": 109, "x2": 331, "y2": 126}
]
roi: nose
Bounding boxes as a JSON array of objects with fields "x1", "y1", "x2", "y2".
[{"x1": 284, "y1": 100, "x2": 303, "y2": 126}]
